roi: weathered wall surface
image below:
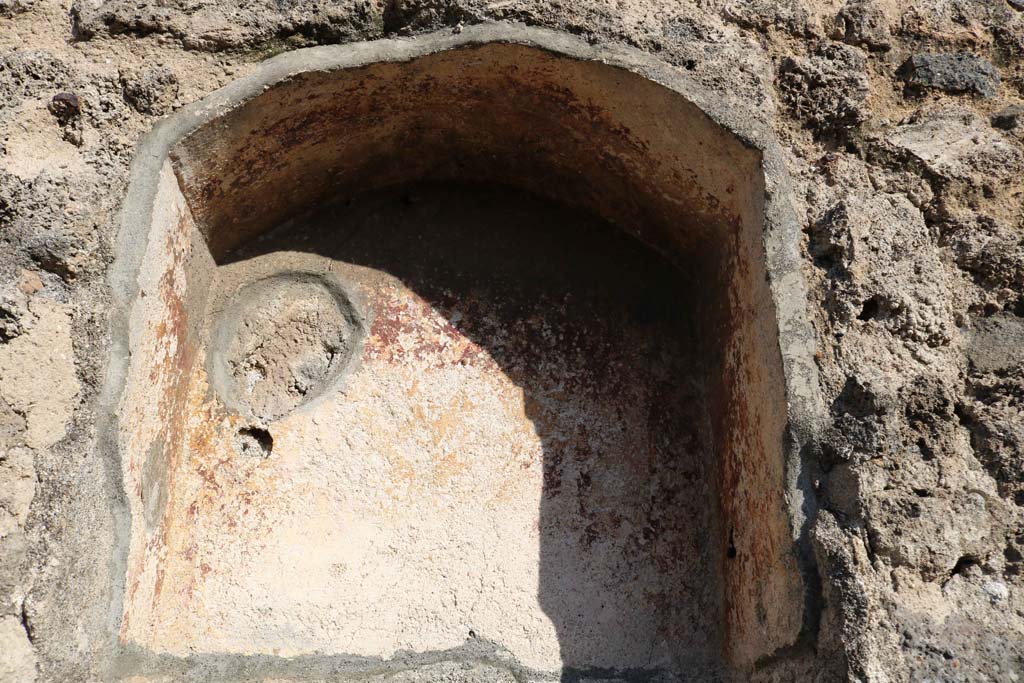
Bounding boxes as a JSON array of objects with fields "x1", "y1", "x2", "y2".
[{"x1": 0, "y1": 0, "x2": 1022, "y2": 681}]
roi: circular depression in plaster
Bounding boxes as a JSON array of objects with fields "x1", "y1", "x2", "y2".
[{"x1": 208, "y1": 273, "x2": 365, "y2": 423}]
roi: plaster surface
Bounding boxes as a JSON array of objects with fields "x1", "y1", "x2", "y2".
[{"x1": 123, "y1": 182, "x2": 721, "y2": 675}]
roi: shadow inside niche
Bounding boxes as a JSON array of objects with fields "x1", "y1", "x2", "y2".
[{"x1": 219, "y1": 180, "x2": 727, "y2": 680}]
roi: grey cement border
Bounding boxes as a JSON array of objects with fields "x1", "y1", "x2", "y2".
[{"x1": 101, "y1": 22, "x2": 825, "y2": 681}]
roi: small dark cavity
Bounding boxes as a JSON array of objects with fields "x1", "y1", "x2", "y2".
[
  {"x1": 236, "y1": 426, "x2": 273, "y2": 457},
  {"x1": 1004, "y1": 544, "x2": 1023, "y2": 564},
  {"x1": 917, "y1": 437, "x2": 935, "y2": 461},
  {"x1": 1011, "y1": 297, "x2": 1024, "y2": 317},
  {"x1": 858, "y1": 295, "x2": 882, "y2": 321},
  {"x1": 948, "y1": 555, "x2": 980, "y2": 580}
]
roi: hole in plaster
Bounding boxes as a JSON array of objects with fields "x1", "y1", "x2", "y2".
[{"x1": 235, "y1": 426, "x2": 273, "y2": 457}]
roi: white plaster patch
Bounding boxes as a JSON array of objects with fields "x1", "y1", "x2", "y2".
[
  {"x1": 0, "y1": 614, "x2": 37, "y2": 683},
  {"x1": 0, "y1": 299, "x2": 80, "y2": 450},
  {"x1": 0, "y1": 99, "x2": 88, "y2": 180},
  {"x1": 0, "y1": 446, "x2": 35, "y2": 526}
]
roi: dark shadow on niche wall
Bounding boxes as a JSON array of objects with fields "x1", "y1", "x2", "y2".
[{"x1": 221, "y1": 180, "x2": 729, "y2": 679}]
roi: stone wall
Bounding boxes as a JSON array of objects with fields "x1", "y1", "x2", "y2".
[{"x1": 1, "y1": 0, "x2": 1022, "y2": 681}]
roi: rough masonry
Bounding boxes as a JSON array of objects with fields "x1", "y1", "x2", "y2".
[{"x1": 1, "y1": 1, "x2": 1023, "y2": 682}]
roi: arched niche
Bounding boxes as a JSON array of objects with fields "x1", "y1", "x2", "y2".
[{"x1": 106, "y1": 23, "x2": 822, "y2": 682}]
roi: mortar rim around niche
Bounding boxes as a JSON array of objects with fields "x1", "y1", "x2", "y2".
[{"x1": 100, "y1": 22, "x2": 827, "y2": 680}]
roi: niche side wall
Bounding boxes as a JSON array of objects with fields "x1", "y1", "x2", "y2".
[{"x1": 118, "y1": 161, "x2": 214, "y2": 643}]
